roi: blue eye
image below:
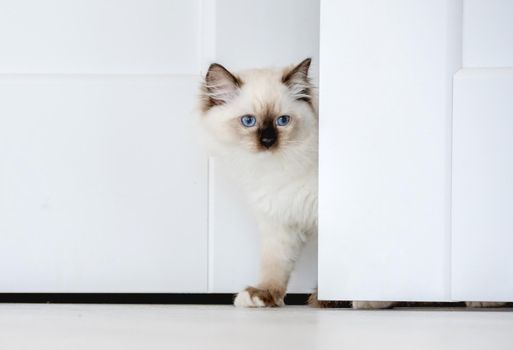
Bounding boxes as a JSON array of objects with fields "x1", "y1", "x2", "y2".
[
  {"x1": 241, "y1": 115, "x2": 256, "y2": 127},
  {"x1": 276, "y1": 115, "x2": 290, "y2": 126}
]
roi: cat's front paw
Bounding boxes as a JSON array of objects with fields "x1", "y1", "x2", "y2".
[
  {"x1": 234, "y1": 287, "x2": 285, "y2": 308},
  {"x1": 465, "y1": 301, "x2": 506, "y2": 308},
  {"x1": 352, "y1": 301, "x2": 396, "y2": 309}
]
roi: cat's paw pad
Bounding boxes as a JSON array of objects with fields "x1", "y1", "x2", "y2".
[
  {"x1": 352, "y1": 301, "x2": 395, "y2": 309},
  {"x1": 465, "y1": 301, "x2": 506, "y2": 308},
  {"x1": 234, "y1": 287, "x2": 285, "y2": 308}
]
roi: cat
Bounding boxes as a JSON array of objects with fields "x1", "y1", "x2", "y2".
[
  {"x1": 199, "y1": 58, "x2": 318, "y2": 307},
  {"x1": 198, "y1": 58, "x2": 507, "y2": 309}
]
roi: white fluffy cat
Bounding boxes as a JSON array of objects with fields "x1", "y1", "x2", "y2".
[
  {"x1": 199, "y1": 58, "x2": 506, "y2": 310},
  {"x1": 199, "y1": 58, "x2": 317, "y2": 307}
]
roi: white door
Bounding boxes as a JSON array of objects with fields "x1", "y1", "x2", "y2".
[
  {"x1": 318, "y1": 0, "x2": 460, "y2": 301},
  {"x1": 319, "y1": 0, "x2": 513, "y2": 302}
]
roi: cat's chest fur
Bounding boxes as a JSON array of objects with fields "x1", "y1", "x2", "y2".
[{"x1": 238, "y1": 160, "x2": 318, "y2": 233}]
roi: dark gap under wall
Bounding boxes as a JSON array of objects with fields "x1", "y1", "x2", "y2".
[
  {"x1": 3, "y1": 294, "x2": 502, "y2": 308},
  {"x1": 0, "y1": 293, "x2": 492, "y2": 308},
  {"x1": 0, "y1": 293, "x2": 311, "y2": 305}
]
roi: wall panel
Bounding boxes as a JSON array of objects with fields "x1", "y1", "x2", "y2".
[
  {"x1": 0, "y1": 0, "x2": 201, "y2": 74},
  {"x1": 452, "y1": 69, "x2": 513, "y2": 301},
  {"x1": 0, "y1": 75, "x2": 207, "y2": 292},
  {"x1": 463, "y1": 0, "x2": 513, "y2": 67}
]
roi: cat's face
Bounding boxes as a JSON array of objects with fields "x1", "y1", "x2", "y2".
[{"x1": 199, "y1": 59, "x2": 317, "y2": 157}]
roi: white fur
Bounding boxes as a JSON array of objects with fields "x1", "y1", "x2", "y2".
[
  {"x1": 201, "y1": 66, "x2": 318, "y2": 232},
  {"x1": 234, "y1": 291, "x2": 258, "y2": 307}
]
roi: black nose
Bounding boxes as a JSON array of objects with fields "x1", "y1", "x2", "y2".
[
  {"x1": 259, "y1": 125, "x2": 277, "y2": 149},
  {"x1": 260, "y1": 136, "x2": 276, "y2": 148}
]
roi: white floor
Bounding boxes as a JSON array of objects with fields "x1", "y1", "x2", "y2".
[{"x1": 1, "y1": 304, "x2": 513, "y2": 350}]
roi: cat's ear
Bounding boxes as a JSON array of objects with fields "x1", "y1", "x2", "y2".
[
  {"x1": 282, "y1": 58, "x2": 312, "y2": 103},
  {"x1": 202, "y1": 63, "x2": 242, "y2": 111}
]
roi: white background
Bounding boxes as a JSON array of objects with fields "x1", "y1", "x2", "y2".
[
  {"x1": 0, "y1": 0, "x2": 319, "y2": 293},
  {"x1": 3, "y1": 0, "x2": 511, "y2": 300}
]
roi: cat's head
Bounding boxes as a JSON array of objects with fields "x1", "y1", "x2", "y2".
[{"x1": 199, "y1": 59, "x2": 317, "y2": 158}]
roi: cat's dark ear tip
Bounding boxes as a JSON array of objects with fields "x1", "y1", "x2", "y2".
[
  {"x1": 298, "y1": 58, "x2": 312, "y2": 68},
  {"x1": 208, "y1": 63, "x2": 224, "y2": 70},
  {"x1": 206, "y1": 63, "x2": 224, "y2": 76},
  {"x1": 205, "y1": 63, "x2": 238, "y2": 82}
]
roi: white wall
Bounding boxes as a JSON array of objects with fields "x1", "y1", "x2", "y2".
[
  {"x1": 463, "y1": 0, "x2": 513, "y2": 67},
  {"x1": 0, "y1": 0, "x2": 202, "y2": 74},
  {"x1": 0, "y1": 0, "x2": 208, "y2": 292},
  {"x1": 0, "y1": 0, "x2": 320, "y2": 293}
]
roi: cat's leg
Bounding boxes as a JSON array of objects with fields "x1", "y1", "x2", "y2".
[
  {"x1": 234, "y1": 222, "x2": 305, "y2": 308},
  {"x1": 465, "y1": 301, "x2": 507, "y2": 308},
  {"x1": 351, "y1": 301, "x2": 397, "y2": 309}
]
